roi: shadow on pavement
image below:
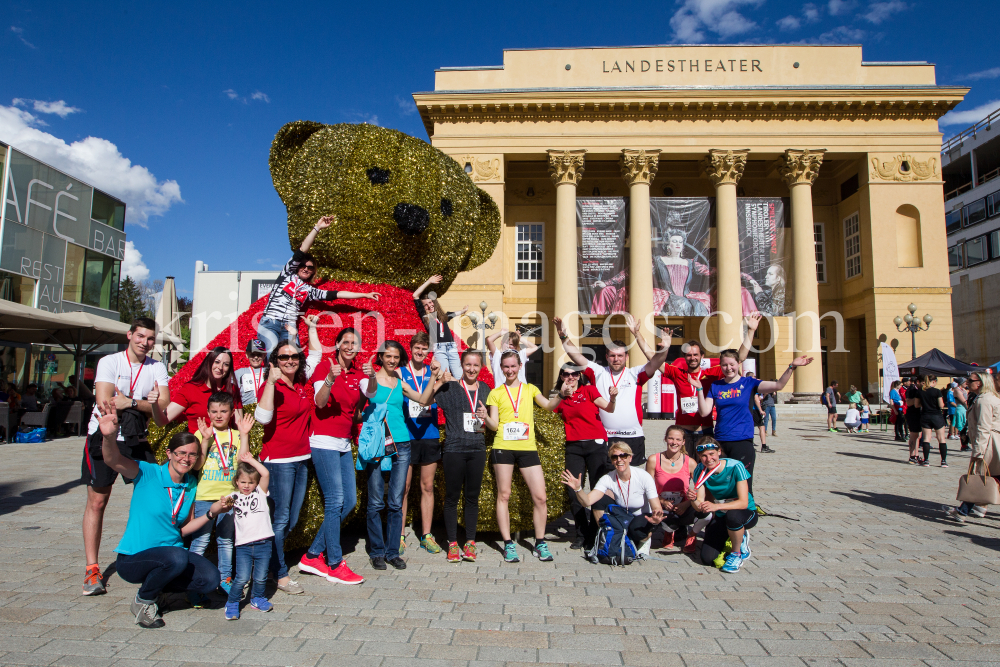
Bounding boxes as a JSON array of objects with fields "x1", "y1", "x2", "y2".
[
  {"x1": 836, "y1": 451, "x2": 911, "y2": 465},
  {"x1": 830, "y1": 489, "x2": 955, "y2": 524},
  {"x1": 0, "y1": 479, "x2": 80, "y2": 516}
]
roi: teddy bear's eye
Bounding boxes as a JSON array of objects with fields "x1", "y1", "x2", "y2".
[
  {"x1": 366, "y1": 167, "x2": 390, "y2": 185},
  {"x1": 441, "y1": 199, "x2": 453, "y2": 218}
]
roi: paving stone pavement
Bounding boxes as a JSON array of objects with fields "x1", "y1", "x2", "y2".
[{"x1": 2, "y1": 421, "x2": 1000, "y2": 666}]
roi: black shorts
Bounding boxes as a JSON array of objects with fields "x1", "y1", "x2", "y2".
[
  {"x1": 409, "y1": 438, "x2": 442, "y2": 465},
  {"x1": 826, "y1": 404, "x2": 837, "y2": 415},
  {"x1": 490, "y1": 448, "x2": 541, "y2": 469},
  {"x1": 920, "y1": 413, "x2": 947, "y2": 431},
  {"x1": 81, "y1": 430, "x2": 156, "y2": 488},
  {"x1": 752, "y1": 409, "x2": 764, "y2": 427},
  {"x1": 906, "y1": 409, "x2": 923, "y2": 431}
]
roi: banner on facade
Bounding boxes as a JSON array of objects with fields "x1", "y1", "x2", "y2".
[
  {"x1": 737, "y1": 198, "x2": 788, "y2": 317},
  {"x1": 577, "y1": 198, "x2": 629, "y2": 314},
  {"x1": 650, "y1": 198, "x2": 714, "y2": 317},
  {"x1": 881, "y1": 341, "x2": 900, "y2": 404}
]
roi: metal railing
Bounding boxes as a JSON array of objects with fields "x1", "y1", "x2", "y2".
[
  {"x1": 978, "y1": 166, "x2": 1000, "y2": 185},
  {"x1": 945, "y1": 182, "x2": 974, "y2": 201},
  {"x1": 942, "y1": 106, "x2": 1000, "y2": 154}
]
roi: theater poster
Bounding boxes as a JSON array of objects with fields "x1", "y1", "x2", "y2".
[
  {"x1": 649, "y1": 198, "x2": 714, "y2": 317},
  {"x1": 737, "y1": 198, "x2": 788, "y2": 316},
  {"x1": 577, "y1": 198, "x2": 629, "y2": 314}
]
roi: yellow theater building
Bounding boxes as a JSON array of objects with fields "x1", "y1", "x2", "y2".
[{"x1": 414, "y1": 44, "x2": 966, "y2": 398}]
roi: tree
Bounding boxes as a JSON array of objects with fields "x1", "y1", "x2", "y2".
[
  {"x1": 138, "y1": 278, "x2": 164, "y2": 316},
  {"x1": 118, "y1": 276, "x2": 148, "y2": 324}
]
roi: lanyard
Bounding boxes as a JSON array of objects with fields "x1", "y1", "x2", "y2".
[
  {"x1": 213, "y1": 429, "x2": 234, "y2": 476},
  {"x1": 503, "y1": 382, "x2": 523, "y2": 419},
  {"x1": 463, "y1": 382, "x2": 479, "y2": 413},
  {"x1": 251, "y1": 367, "x2": 265, "y2": 395},
  {"x1": 610, "y1": 369, "x2": 626, "y2": 390},
  {"x1": 167, "y1": 486, "x2": 186, "y2": 525},
  {"x1": 695, "y1": 463, "x2": 721, "y2": 489},
  {"x1": 615, "y1": 474, "x2": 631, "y2": 509},
  {"x1": 406, "y1": 362, "x2": 426, "y2": 392},
  {"x1": 125, "y1": 352, "x2": 144, "y2": 398}
]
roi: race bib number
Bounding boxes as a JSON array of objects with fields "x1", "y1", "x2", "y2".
[
  {"x1": 463, "y1": 413, "x2": 484, "y2": 433},
  {"x1": 680, "y1": 396, "x2": 698, "y2": 415},
  {"x1": 502, "y1": 422, "x2": 529, "y2": 441},
  {"x1": 659, "y1": 491, "x2": 683, "y2": 504},
  {"x1": 408, "y1": 401, "x2": 430, "y2": 419}
]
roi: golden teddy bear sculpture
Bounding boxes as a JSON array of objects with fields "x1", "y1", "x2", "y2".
[{"x1": 150, "y1": 122, "x2": 568, "y2": 550}]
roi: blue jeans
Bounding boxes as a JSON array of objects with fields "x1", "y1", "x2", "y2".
[
  {"x1": 229, "y1": 538, "x2": 272, "y2": 604},
  {"x1": 364, "y1": 442, "x2": 411, "y2": 560},
  {"x1": 188, "y1": 499, "x2": 235, "y2": 581},
  {"x1": 433, "y1": 342, "x2": 462, "y2": 379},
  {"x1": 257, "y1": 316, "x2": 292, "y2": 355},
  {"x1": 762, "y1": 405, "x2": 777, "y2": 431},
  {"x1": 116, "y1": 547, "x2": 219, "y2": 602},
  {"x1": 307, "y1": 448, "x2": 358, "y2": 567},
  {"x1": 263, "y1": 459, "x2": 310, "y2": 579}
]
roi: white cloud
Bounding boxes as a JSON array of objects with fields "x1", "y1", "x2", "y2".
[
  {"x1": 250, "y1": 91, "x2": 270, "y2": 103},
  {"x1": 122, "y1": 241, "x2": 150, "y2": 282},
  {"x1": 10, "y1": 26, "x2": 34, "y2": 49},
  {"x1": 964, "y1": 67, "x2": 1000, "y2": 81},
  {"x1": 795, "y1": 25, "x2": 867, "y2": 44},
  {"x1": 224, "y1": 89, "x2": 270, "y2": 104},
  {"x1": 863, "y1": 0, "x2": 906, "y2": 23},
  {"x1": 12, "y1": 98, "x2": 81, "y2": 118},
  {"x1": 668, "y1": 0, "x2": 763, "y2": 42},
  {"x1": 940, "y1": 99, "x2": 1000, "y2": 127},
  {"x1": 223, "y1": 89, "x2": 239, "y2": 100},
  {"x1": 828, "y1": 0, "x2": 853, "y2": 15},
  {"x1": 802, "y1": 3, "x2": 821, "y2": 21},
  {"x1": 396, "y1": 95, "x2": 417, "y2": 116},
  {"x1": 777, "y1": 15, "x2": 802, "y2": 30},
  {"x1": 0, "y1": 103, "x2": 183, "y2": 226}
]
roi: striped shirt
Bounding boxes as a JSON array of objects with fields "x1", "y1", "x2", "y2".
[{"x1": 262, "y1": 251, "x2": 338, "y2": 322}]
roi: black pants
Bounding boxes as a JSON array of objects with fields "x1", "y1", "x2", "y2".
[
  {"x1": 662, "y1": 504, "x2": 697, "y2": 536},
  {"x1": 720, "y1": 439, "x2": 755, "y2": 495},
  {"x1": 700, "y1": 509, "x2": 758, "y2": 564},
  {"x1": 565, "y1": 439, "x2": 612, "y2": 545},
  {"x1": 894, "y1": 411, "x2": 907, "y2": 440},
  {"x1": 442, "y1": 450, "x2": 487, "y2": 544},
  {"x1": 613, "y1": 436, "x2": 645, "y2": 466},
  {"x1": 592, "y1": 495, "x2": 657, "y2": 545},
  {"x1": 116, "y1": 547, "x2": 219, "y2": 602}
]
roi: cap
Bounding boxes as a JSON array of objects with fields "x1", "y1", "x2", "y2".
[{"x1": 246, "y1": 339, "x2": 266, "y2": 355}]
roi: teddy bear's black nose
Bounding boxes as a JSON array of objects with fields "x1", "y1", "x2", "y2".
[{"x1": 394, "y1": 203, "x2": 430, "y2": 235}]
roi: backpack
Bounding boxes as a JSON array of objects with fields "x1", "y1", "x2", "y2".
[
  {"x1": 586, "y1": 504, "x2": 637, "y2": 566},
  {"x1": 355, "y1": 400, "x2": 391, "y2": 472}
]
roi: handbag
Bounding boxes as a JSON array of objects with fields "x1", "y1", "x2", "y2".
[{"x1": 956, "y1": 458, "x2": 1000, "y2": 505}]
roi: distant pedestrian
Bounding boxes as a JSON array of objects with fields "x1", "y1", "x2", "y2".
[{"x1": 823, "y1": 381, "x2": 840, "y2": 432}]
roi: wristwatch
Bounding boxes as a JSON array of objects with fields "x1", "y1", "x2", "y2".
[
  {"x1": 131, "y1": 399, "x2": 137, "y2": 408},
  {"x1": 206, "y1": 510, "x2": 215, "y2": 520}
]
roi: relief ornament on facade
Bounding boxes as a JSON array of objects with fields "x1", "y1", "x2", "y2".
[{"x1": 869, "y1": 153, "x2": 937, "y2": 182}]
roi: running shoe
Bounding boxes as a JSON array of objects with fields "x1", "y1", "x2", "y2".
[
  {"x1": 941, "y1": 462, "x2": 949, "y2": 468},
  {"x1": 82, "y1": 564, "x2": 106, "y2": 596},
  {"x1": 661, "y1": 530, "x2": 675, "y2": 549},
  {"x1": 225, "y1": 601, "x2": 240, "y2": 620},
  {"x1": 447, "y1": 542, "x2": 461, "y2": 563},
  {"x1": 327, "y1": 560, "x2": 364, "y2": 585},
  {"x1": 755, "y1": 505, "x2": 768, "y2": 517},
  {"x1": 219, "y1": 577, "x2": 233, "y2": 594},
  {"x1": 298, "y1": 553, "x2": 331, "y2": 578},
  {"x1": 739, "y1": 532, "x2": 751, "y2": 561},
  {"x1": 250, "y1": 597, "x2": 273, "y2": 612},
  {"x1": 909, "y1": 456, "x2": 919, "y2": 465},
  {"x1": 720, "y1": 552, "x2": 745, "y2": 573},
  {"x1": 276, "y1": 578, "x2": 304, "y2": 595},
  {"x1": 828, "y1": 428, "x2": 838, "y2": 432},
  {"x1": 462, "y1": 541, "x2": 477, "y2": 562},
  {"x1": 187, "y1": 592, "x2": 208, "y2": 608},
  {"x1": 682, "y1": 532, "x2": 698, "y2": 554},
  {"x1": 971, "y1": 506, "x2": 988, "y2": 518},
  {"x1": 420, "y1": 534, "x2": 443, "y2": 554},
  {"x1": 503, "y1": 542, "x2": 520, "y2": 563},
  {"x1": 570, "y1": 534, "x2": 585, "y2": 550},
  {"x1": 920, "y1": 459, "x2": 930, "y2": 467},
  {"x1": 131, "y1": 595, "x2": 165, "y2": 628},
  {"x1": 533, "y1": 542, "x2": 553, "y2": 561},
  {"x1": 942, "y1": 505, "x2": 967, "y2": 522},
  {"x1": 761, "y1": 445, "x2": 775, "y2": 453}
]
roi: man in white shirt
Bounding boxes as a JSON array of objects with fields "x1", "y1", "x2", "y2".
[
  {"x1": 553, "y1": 317, "x2": 670, "y2": 465},
  {"x1": 81, "y1": 317, "x2": 171, "y2": 597}
]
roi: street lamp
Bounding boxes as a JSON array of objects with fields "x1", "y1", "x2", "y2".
[
  {"x1": 893, "y1": 303, "x2": 933, "y2": 361},
  {"x1": 467, "y1": 301, "x2": 499, "y2": 352}
]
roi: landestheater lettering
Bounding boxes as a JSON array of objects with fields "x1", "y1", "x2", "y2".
[{"x1": 603, "y1": 59, "x2": 762, "y2": 74}]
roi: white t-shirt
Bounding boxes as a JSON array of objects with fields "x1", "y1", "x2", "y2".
[
  {"x1": 594, "y1": 467, "x2": 658, "y2": 516},
  {"x1": 234, "y1": 366, "x2": 266, "y2": 406},
  {"x1": 230, "y1": 488, "x2": 275, "y2": 546},
  {"x1": 491, "y1": 349, "x2": 528, "y2": 384},
  {"x1": 585, "y1": 361, "x2": 649, "y2": 438},
  {"x1": 861, "y1": 405, "x2": 870, "y2": 419},
  {"x1": 845, "y1": 408, "x2": 860, "y2": 424},
  {"x1": 87, "y1": 352, "x2": 170, "y2": 440}
]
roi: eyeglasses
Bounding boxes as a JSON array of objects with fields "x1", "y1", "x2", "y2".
[
  {"x1": 695, "y1": 444, "x2": 720, "y2": 453},
  {"x1": 609, "y1": 453, "x2": 630, "y2": 460},
  {"x1": 276, "y1": 354, "x2": 298, "y2": 361},
  {"x1": 171, "y1": 451, "x2": 199, "y2": 460}
]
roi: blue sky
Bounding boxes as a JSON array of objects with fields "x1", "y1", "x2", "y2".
[{"x1": 4, "y1": 0, "x2": 998, "y2": 296}]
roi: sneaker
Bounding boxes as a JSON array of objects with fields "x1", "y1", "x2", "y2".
[
  {"x1": 462, "y1": 541, "x2": 477, "y2": 562},
  {"x1": 370, "y1": 556, "x2": 387, "y2": 570},
  {"x1": 219, "y1": 577, "x2": 233, "y2": 594},
  {"x1": 387, "y1": 557, "x2": 406, "y2": 570},
  {"x1": 570, "y1": 533, "x2": 585, "y2": 550},
  {"x1": 828, "y1": 428, "x2": 838, "y2": 432},
  {"x1": 298, "y1": 553, "x2": 331, "y2": 578},
  {"x1": 225, "y1": 601, "x2": 240, "y2": 620},
  {"x1": 276, "y1": 578, "x2": 304, "y2": 595},
  {"x1": 533, "y1": 542, "x2": 554, "y2": 562},
  {"x1": 920, "y1": 459, "x2": 930, "y2": 467},
  {"x1": 942, "y1": 506, "x2": 967, "y2": 523},
  {"x1": 82, "y1": 564, "x2": 106, "y2": 596},
  {"x1": 661, "y1": 530, "x2": 675, "y2": 549},
  {"x1": 909, "y1": 456, "x2": 919, "y2": 465},
  {"x1": 131, "y1": 595, "x2": 165, "y2": 629},
  {"x1": 447, "y1": 542, "x2": 462, "y2": 563},
  {"x1": 761, "y1": 445, "x2": 775, "y2": 453},
  {"x1": 327, "y1": 560, "x2": 364, "y2": 585},
  {"x1": 420, "y1": 534, "x2": 443, "y2": 554},
  {"x1": 503, "y1": 542, "x2": 520, "y2": 563},
  {"x1": 250, "y1": 597, "x2": 273, "y2": 612},
  {"x1": 682, "y1": 532, "x2": 697, "y2": 554},
  {"x1": 941, "y1": 462, "x2": 949, "y2": 468},
  {"x1": 971, "y1": 506, "x2": 988, "y2": 518},
  {"x1": 721, "y1": 552, "x2": 745, "y2": 573},
  {"x1": 739, "y1": 532, "x2": 751, "y2": 561},
  {"x1": 187, "y1": 592, "x2": 208, "y2": 608},
  {"x1": 755, "y1": 505, "x2": 768, "y2": 517}
]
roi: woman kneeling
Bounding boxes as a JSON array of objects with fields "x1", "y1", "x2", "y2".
[{"x1": 687, "y1": 437, "x2": 756, "y2": 574}]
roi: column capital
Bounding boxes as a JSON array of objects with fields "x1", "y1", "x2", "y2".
[
  {"x1": 777, "y1": 149, "x2": 826, "y2": 186},
  {"x1": 547, "y1": 149, "x2": 587, "y2": 186},
  {"x1": 620, "y1": 149, "x2": 661, "y2": 186},
  {"x1": 702, "y1": 149, "x2": 750, "y2": 186}
]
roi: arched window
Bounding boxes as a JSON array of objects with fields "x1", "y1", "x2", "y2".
[{"x1": 895, "y1": 205, "x2": 922, "y2": 268}]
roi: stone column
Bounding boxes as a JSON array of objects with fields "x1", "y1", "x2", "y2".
[
  {"x1": 777, "y1": 149, "x2": 826, "y2": 394},
  {"x1": 548, "y1": 149, "x2": 586, "y2": 380},
  {"x1": 702, "y1": 149, "x2": 749, "y2": 350},
  {"x1": 621, "y1": 149, "x2": 660, "y2": 366}
]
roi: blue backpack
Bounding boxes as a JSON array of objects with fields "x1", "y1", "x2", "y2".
[
  {"x1": 355, "y1": 400, "x2": 392, "y2": 472},
  {"x1": 586, "y1": 504, "x2": 637, "y2": 567}
]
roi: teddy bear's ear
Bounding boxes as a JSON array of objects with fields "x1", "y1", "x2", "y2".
[
  {"x1": 462, "y1": 189, "x2": 502, "y2": 272},
  {"x1": 269, "y1": 121, "x2": 326, "y2": 202}
]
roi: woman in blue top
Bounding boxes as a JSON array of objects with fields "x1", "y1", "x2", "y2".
[
  {"x1": 359, "y1": 341, "x2": 441, "y2": 571},
  {"x1": 686, "y1": 437, "x2": 756, "y2": 573},
  {"x1": 889, "y1": 381, "x2": 906, "y2": 441},
  {"x1": 690, "y1": 349, "x2": 812, "y2": 495},
  {"x1": 94, "y1": 400, "x2": 235, "y2": 628}
]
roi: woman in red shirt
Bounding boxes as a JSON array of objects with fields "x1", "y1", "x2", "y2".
[
  {"x1": 165, "y1": 347, "x2": 241, "y2": 433},
  {"x1": 552, "y1": 365, "x2": 617, "y2": 551}
]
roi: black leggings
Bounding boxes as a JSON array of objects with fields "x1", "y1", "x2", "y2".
[
  {"x1": 662, "y1": 504, "x2": 697, "y2": 536},
  {"x1": 720, "y1": 439, "x2": 755, "y2": 495},
  {"x1": 564, "y1": 439, "x2": 611, "y2": 545},
  {"x1": 921, "y1": 440, "x2": 947, "y2": 463},
  {"x1": 700, "y1": 509, "x2": 758, "y2": 564},
  {"x1": 592, "y1": 495, "x2": 657, "y2": 545},
  {"x1": 442, "y1": 450, "x2": 487, "y2": 544},
  {"x1": 894, "y1": 410, "x2": 907, "y2": 439}
]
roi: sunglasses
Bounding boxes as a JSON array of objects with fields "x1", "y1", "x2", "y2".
[
  {"x1": 561, "y1": 371, "x2": 581, "y2": 377},
  {"x1": 301, "y1": 264, "x2": 316, "y2": 271},
  {"x1": 610, "y1": 453, "x2": 630, "y2": 460},
  {"x1": 695, "y1": 444, "x2": 720, "y2": 453},
  {"x1": 276, "y1": 354, "x2": 298, "y2": 361}
]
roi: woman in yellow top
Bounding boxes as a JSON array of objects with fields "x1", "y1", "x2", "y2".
[{"x1": 484, "y1": 350, "x2": 565, "y2": 563}]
